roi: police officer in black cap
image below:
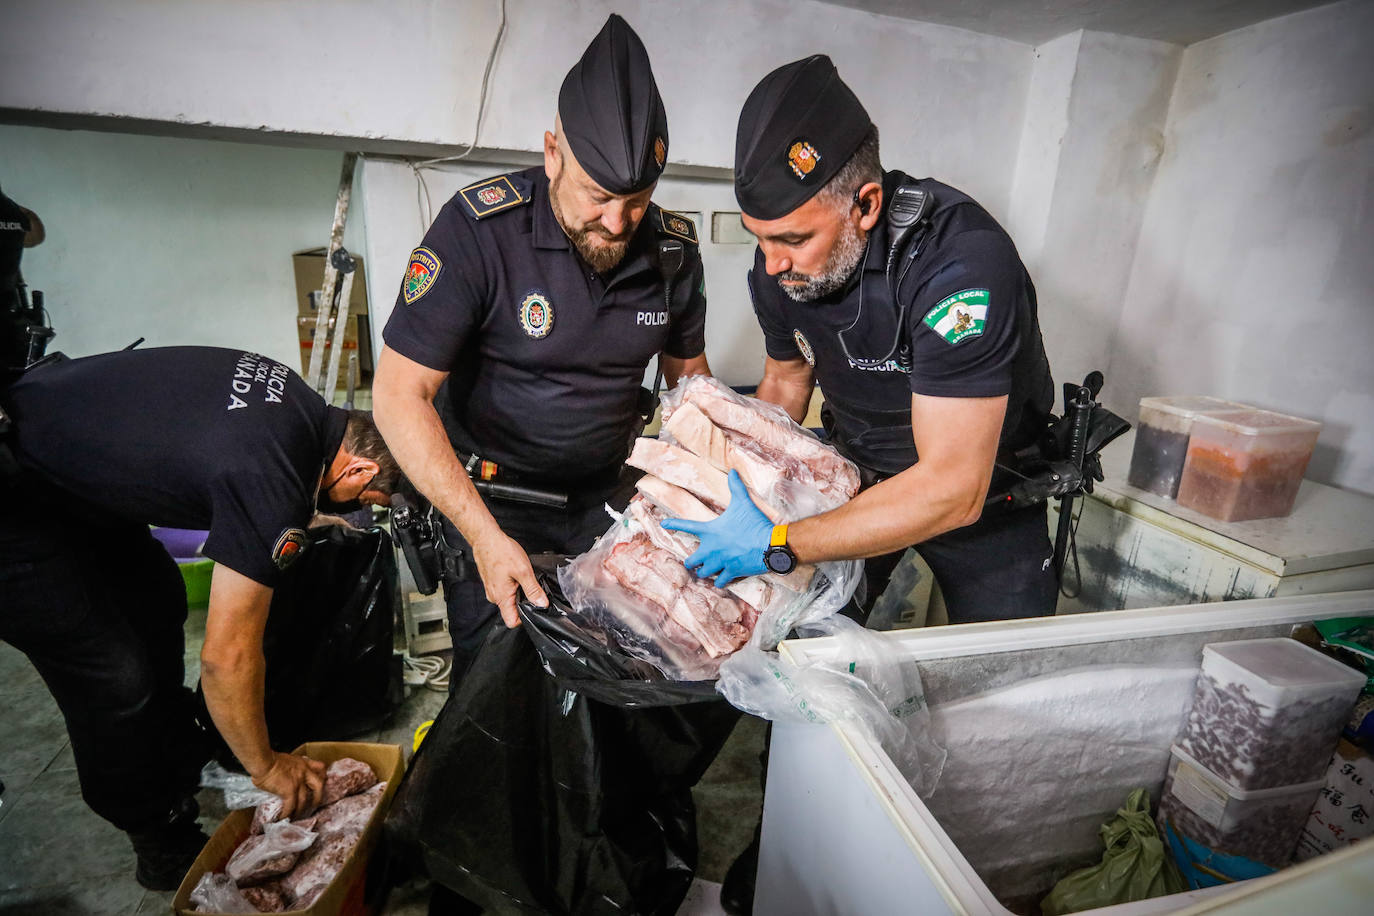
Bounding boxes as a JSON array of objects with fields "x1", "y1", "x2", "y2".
[
  {"x1": 0, "y1": 346, "x2": 401, "y2": 888},
  {"x1": 374, "y1": 14, "x2": 710, "y2": 683},
  {"x1": 663, "y1": 58, "x2": 1057, "y2": 911},
  {"x1": 1, "y1": 183, "x2": 46, "y2": 369}
]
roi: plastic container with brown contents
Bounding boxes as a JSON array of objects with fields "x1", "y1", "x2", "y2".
[
  {"x1": 1175, "y1": 408, "x2": 1322, "y2": 521},
  {"x1": 1127, "y1": 396, "x2": 1248, "y2": 497}
]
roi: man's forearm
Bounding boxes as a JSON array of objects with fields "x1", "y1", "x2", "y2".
[
  {"x1": 787, "y1": 464, "x2": 986, "y2": 564},
  {"x1": 200, "y1": 649, "x2": 274, "y2": 778},
  {"x1": 755, "y1": 374, "x2": 812, "y2": 424},
  {"x1": 372, "y1": 388, "x2": 501, "y2": 546}
]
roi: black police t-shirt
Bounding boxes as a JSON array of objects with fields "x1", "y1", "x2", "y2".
[
  {"x1": 383, "y1": 167, "x2": 707, "y2": 479},
  {"x1": 0, "y1": 185, "x2": 31, "y2": 291},
  {"x1": 751, "y1": 172, "x2": 1053, "y2": 474},
  {"x1": 3, "y1": 346, "x2": 346, "y2": 586}
]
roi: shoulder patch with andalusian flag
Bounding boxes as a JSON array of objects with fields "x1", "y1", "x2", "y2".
[
  {"x1": 403, "y1": 247, "x2": 441, "y2": 304},
  {"x1": 923, "y1": 288, "x2": 989, "y2": 344}
]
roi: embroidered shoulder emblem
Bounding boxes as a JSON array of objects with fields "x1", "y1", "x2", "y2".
[
  {"x1": 272, "y1": 528, "x2": 308, "y2": 571},
  {"x1": 459, "y1": 175, "x2": 529, "y2": 219},
  {"x1": 793, "y1": 329, "x2": 816, "y2": 367},
  {"x1": 519, "y1": 292, "x2": 554, "y2": 339},
  {"x1": 404, "y1": 247, "x2": 441, "y2": 304},
  {"x1": 655, "y1": 208, "x2": 698, "y2": 244},
  {"x1": 924, "y1": 288, "x2": 989, "y2": 345}
]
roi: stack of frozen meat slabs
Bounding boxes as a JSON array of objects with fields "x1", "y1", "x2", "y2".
[{"x1": 558, "y1": 375, "x2": 859, "y2": 681}]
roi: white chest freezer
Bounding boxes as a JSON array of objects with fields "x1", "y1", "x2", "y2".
[{"x1": 756, "y1": 591, "x2": 1374, "y2": 915}]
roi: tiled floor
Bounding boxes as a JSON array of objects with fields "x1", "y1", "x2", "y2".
[{"x1": 0, "y1": 607, "x2": 761, "y2": 915}]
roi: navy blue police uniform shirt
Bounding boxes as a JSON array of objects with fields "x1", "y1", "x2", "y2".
[
  {"x1": 383, "y1": 167, "x2": 707, "y2": 481},
  {"x1": 0, "y1": 185, "x2": 31, "y2": 293},
  {"x1": 2, "y1": 346, "x2": 347, "y2": 586},
  {"x1": 750, "y1": 171, "x2": 1054, "y2": 477}
]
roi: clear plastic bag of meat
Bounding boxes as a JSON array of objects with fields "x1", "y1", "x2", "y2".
[
  {"x1": 190, "y1": 871, "x2": 257, "y2": 913},
  {"x1": 201, "y1": 761, "x2": 278, "y2": 811},
  {"x1": 718, "y1": 612, "x2": 947, "y2": 797},
  {"x1": 226, "y1": 820, "x2": 318, "y2": 886},
  {"x1": 559, "y1": 375, "x2": 864, "y2": 681}
]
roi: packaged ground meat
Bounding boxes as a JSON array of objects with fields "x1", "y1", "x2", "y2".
[
  {"x1": 313, "y1": 781, "x2": 386, "y2": 838},
  {"x1": 318, "y1": 758, "x2": 378, "y2": 807},
  {"x1": 226, "y1": 821, "x2": 318, "y2": 885},
  {"x1": 240, "y1": 880, "x2": 289, "y2": 912},
  {"x1": 279, "y1": 829, "x2": 362, "y2": 905}
]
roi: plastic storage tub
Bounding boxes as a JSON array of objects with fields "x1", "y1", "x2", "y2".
[
  {"x1": 1176, "y1": 638, "x2": 1364, "y2": 790},
  {"x1": 1127, "y1": 396, "x2": 1247, "y2": 497},
  {"x1": 1175, "y1": 408, "x2": 1322, "y2": 521},
  {"x1": 1156, "y1": 744, "x2": 1323, "y2": 868}
]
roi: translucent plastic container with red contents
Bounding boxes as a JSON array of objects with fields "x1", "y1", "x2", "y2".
[
  {"x1": 1127, "y1": 396, "x2": 1248, "y2": 497},
  {"x1": 1175, "y1": 409, "x2": 1322, "y2": 521}
]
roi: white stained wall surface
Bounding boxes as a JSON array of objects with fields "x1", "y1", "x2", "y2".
[
  {"x1": 0, "y1": 125, "x2": 358, "y2": 367},
  {"x1": 1110, "y1": 0, "x2": 1374, "y2": 495},
  {"x1": 0, "y1": 0, "x2": 1032, "y2": 219},
  {"x1": 359, "y1": 157, "x2": 765, "y2": 386}
]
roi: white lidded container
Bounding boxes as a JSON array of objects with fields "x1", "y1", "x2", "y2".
[
  {"x1": 756, "y1": 591, "x2": 1374, "y2": 916},
  {"x1": 1176, "y1": 638, "x2": 1364, "y2": 790},
  {"x1": 1175, "y1": 409, "x2": 1323, "y2": 521},
  {"x1": 1157, "y1": 744, "x2": 1324, "y2": 868},
  {"x1": 1127, "y1": 396, "x2": 1248, "y2": 498}
]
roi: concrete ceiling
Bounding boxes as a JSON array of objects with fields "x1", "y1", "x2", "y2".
[{"x1": 818, "y1": 0, "x2": 1337, "y2": 46}]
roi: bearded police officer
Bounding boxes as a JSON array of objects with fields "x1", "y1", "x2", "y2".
[
  {"x1": 669, "y1": 54, "x2": 1057, "y2": 622},
  {"x1": 0, "y1": 346, "x2": 400, "y2": 889},
  {"x1": 374, "y1": 14, "x2": 711, "y2": 683},
  {"x1": 664, "y1": 60, "x2": 1058, "y2": 912}
]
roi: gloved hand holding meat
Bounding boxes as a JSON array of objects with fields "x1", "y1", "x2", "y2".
[
  {"x1": 192, "y1": 758, "x2": 384, "y2": 913},
  {"x1": 558, "y1": 375, "x2": 862, "y2": 680}
]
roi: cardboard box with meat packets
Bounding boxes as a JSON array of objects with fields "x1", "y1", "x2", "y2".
[{"x1": 173, "y1": 742, "x2": 403, "y2": 915}]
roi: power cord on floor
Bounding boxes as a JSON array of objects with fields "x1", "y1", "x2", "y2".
[{"x1": 401, "y1": 652, "x2": 451, "y2": 692}]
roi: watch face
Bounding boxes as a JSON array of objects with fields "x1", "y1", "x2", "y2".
[{"x1": 765, "y1": 547, "x2": 796, "y2": 575}]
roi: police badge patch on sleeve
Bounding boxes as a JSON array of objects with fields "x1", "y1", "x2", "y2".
[
  {"x1": 924, "y1": 288, "x2": 989, "y2": 344},
  {"x1": 403, "y1": 247, "x2": 441, "y2": 304},
  {"x1": 271, "y1": 528, "x2": 308, "y2": 571}
]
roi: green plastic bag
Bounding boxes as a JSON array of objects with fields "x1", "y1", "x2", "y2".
[{"x1": 1041, "y1": 788, "x2": 1185, "y2": 916}]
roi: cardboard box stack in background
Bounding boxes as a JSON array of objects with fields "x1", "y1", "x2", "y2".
[{"x1": 293, "y1": 249, "x2": 374, "y2": 390}]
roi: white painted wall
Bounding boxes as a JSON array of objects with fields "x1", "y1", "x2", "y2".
[
  {"x1": 0, "y1": 125, "x2": 359, "y2": 367},
  {"x1": 1, "y1": 0, "x2": 1032, "y2": 217},
  {"x1": 358, "y1": 157, "x2": 765, "y2": 385},
  {"x1": 1110, "y1": 0, "x2": 1374, "y2": 494},
  {"x1": 1020, "y1": 31, "x2": 1182, "y2": 389}
]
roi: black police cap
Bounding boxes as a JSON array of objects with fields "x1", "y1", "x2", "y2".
[
  {"x1": 734, "y1": 55, "x2": 873, "y2": 220},
  {"x1": 558, "y1": 14, "x2": 669, "y2": 195}
]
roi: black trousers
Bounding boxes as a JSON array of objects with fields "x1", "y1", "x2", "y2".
[
  {"x1": 438, "y1": 470, "x2": 639, "y2": 688},
  {"x1": 862, "y1": 501, "x2": 1059, "y2": 623},
  {"x1": 0, "y1": 481, "x2": 206, "y2": 833}
]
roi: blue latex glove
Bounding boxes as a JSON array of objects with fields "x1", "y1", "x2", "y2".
[{"x1": 661, "y1": 469, "x2": 773, "y2": 588}]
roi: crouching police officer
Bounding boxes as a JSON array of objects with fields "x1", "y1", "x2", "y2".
[
  {"x1": 0, "y1": 346, "x2": 400, "y2": 889},
  {"x1": 662, "y1": 57, "x2": 1059, "y2": 914},
  {"x1": 374, "y1": 14, "x2": 711, "y2": 686}
]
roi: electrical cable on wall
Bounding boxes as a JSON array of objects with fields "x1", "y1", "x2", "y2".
[{"x1": 408, "y1": 0, "x2": 508, "y2": 230}]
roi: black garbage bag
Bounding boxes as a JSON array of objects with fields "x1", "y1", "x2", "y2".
[
  {"x1": 199, "y1": 524, "x2": 403, "y2": 757},
  {"x1": 386, "y1": 559, "x2": 741, "y2": 915}
]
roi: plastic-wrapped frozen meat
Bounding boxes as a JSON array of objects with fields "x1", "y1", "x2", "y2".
[
  {"x1": 241, "y1": 880, "x2": 289, "y2": 912},
  {"x1": 226, "y1": 821, "x2": 317, "y2": 885},
  {"x1": 559, "y1": 375, "x2": 862, "y2": 681},
  {"x1": 189, "y1": 871, "x2": 256, "y2": 913},
  {"x1": 318, "y1": 757, "x2": 378, "y2": 806},
  {"x1": 313, "y1": 781, "x2": 386, "y2": 837},
  {"x1": 279, "y1": 829, "x2": 362, "y2": 906}
]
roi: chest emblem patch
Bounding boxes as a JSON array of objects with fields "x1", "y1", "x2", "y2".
[
  {"x1": 404, "y1": 247, "x2": 441, "y2": 304},
  {"x1": 924, "y1": 288, "x2": 989, "y2": 345},
  {"x1": 272, "y1": 528, "x2": 308, "y2": 571},
  {"x1": 787, "y1": 140, "x2": 822, "y2": 180},
  {"x1": 519, "y1": 292, "x2": 554, "y2": 339},
  {"x1": 793, "y1": 329, "x2": 816, "y2": 367}
]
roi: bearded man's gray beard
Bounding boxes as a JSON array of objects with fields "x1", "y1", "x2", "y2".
[
  {"x1": 777, "y1": 218, "x2": 867, "y2": 302},
  {"x1": 550, "y1": 174, "x2": 632, "y2": 273}
]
